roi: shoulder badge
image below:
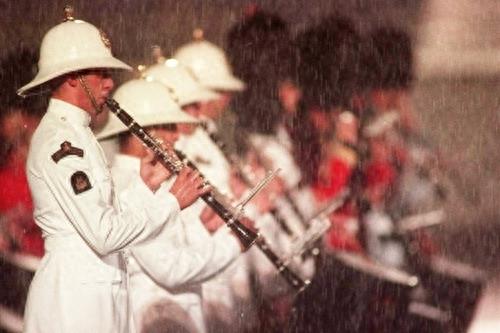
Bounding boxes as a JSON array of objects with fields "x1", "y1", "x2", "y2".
[
  {"x1": 51, "y1": 141, "x2": 84, "y2": 163},
  {"x1": 71, "y1": 171, "x2": 92, "y2": 194}
]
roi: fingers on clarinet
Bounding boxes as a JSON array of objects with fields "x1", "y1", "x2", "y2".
[
  {"x1": 191, "y1": 178, "x2": 201, "y2": 189},
  {"x1": 199, "y1": 184, "x2": 211, "y2": 195},
  {"x1": 188, "y1": 172, "x2": 201, "y2": 184},
  {"x1": 179, "y1": 166, "x2": 190, "y2": 177},
  {"x1": 193, "y1": 174, "x2": 204, "y2": 185}
]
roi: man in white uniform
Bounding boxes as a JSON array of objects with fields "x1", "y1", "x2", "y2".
[
  {"x1": 97, "y1": 79, "x2": 243, "y2": 333},
  {"x1": 173, "y1": 34, "x2": 245, "y2": 195},
  {"x1": 174, "y1": 34, "x2": 317, "y2": 332},
  {"x1": 172, "y1": 35, "x2": 308, "y2": 259},
  {"x1": 172, "y1": 37, "x2": 299, "y2": 331},
  {"x1": 17, "y1": 9, "x2": 206, "y2": 333},
  {"x1": 145, "y1": 46, "x2": 257, "y2": 331}
]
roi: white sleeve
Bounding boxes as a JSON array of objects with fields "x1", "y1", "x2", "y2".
[
  {"x1": 251, "y1": 134, "x2": 302, "y2": 189},
  {"x1": 131, "y1": 218, "x2": 241, "y2": 289},
  {"x1": 189, "y1": 223, "x2": 242, "y2": 280},
  {"x1": 35, "y1": 151, "x2": 180, "y2": 256}
]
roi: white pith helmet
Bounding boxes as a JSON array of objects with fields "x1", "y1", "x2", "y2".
[
  {"x1": 96, "y1": 79, "x2": 198, "y2": 140},
  {"x1": 143, "y1": 58, "x2": 220, "y2": 107},
  {"x1": 17, "y1": 6, "x2": 131, "y2": 96},
  {"x1": 173, "y1": 30, "x2": 245, "y2": 92}
]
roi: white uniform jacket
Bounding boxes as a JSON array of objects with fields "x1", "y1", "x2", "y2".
[
  {"x1": 175, "y1": 126, "x2": 232, "y2": 196},
  {"x1": 248, "y1": 131, "x2": 317, "y2": 280},
  {"x1": 24, "y1": 99, "x2": 179, "y2": 333},
  {"x1": 250, "y1": 131, "x2": 318, "y2": 220},
  {"x1": 175, "y1": 125, "x2": 255, "y2": 323},
  {"x1": 111, "y1": 154, "x2": 241, "y2": 333}
]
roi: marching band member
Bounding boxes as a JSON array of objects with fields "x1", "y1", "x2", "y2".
[
  {"x1": 0, "y1": 48, "x2": 45, "y2": 257},
  {"x1": 144, "y1": 47, "x2": 255, "y2": 332},
  {"x1": 226, "y1": 9, "x2": 315, "y2": 216},
  {"x1": 97, "y1": 79, "x2": 243, "y2": 333},
  {"x1": 173, "y1": 32, "x2": 245, "y2": 194},
  {"x1": 16, "y1": 8, "x2": 205, "y2": 333},
  {"x1": 0, "y1": 109, "x2": 43, "y2": 256},
  {"x1": 172, "y1": 36, "x2": 274, "y2": 332},
  {"x1": 225, "y1": 11, "x2": 318, "y2": 291}
]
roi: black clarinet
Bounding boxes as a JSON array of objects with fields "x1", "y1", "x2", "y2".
[
  {"x1": 106, "y1": 99, "x2": 309, "y2": 292},
  {"x1": 202, "y1": 124, "x2": 309, "y2": 234}
]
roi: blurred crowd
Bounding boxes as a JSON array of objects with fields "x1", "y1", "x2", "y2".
[
  {"x1": 0, "y1": 49, "x2": 46, "y2": 257},
  {"x1": 0, "y1": 6, "x2": 483, "y2": 333}
]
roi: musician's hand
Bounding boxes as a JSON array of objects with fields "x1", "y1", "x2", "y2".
[
  {"x1": 170, "y1": 167, "x2": 211, "y2": 209},
  {"x1": 200, "y1": 206, "x2": 225, "y2": 233},
  {"x1": 140, "y1": 150, "x2": 173, "y2": 192}
]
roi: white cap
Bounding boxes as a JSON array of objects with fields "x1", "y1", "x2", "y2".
[
  {"x1": 96, "y1": 79, "x2": 198, "y2": 140},
  {"x1": 143, "y1": 58, "x2": 220, "y2": 107},
  {"x1": 174, "y1": 39, "x2": 245, "y2": 92},
  {"x1": 18, "y1": 13, "x2": 131, "y2": 96}
]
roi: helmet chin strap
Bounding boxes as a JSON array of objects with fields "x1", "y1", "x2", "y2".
[{"x1": 78, "y1": 75, "x2": 103, "y2": 115}]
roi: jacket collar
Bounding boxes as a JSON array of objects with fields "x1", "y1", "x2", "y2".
[{"x1": 48, "y1": 98, "x2": 91, "y2": 127}]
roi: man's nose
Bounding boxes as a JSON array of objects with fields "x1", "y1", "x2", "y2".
[{"x1": 172, "y1": 131, "x2": 180, "y2": 143}]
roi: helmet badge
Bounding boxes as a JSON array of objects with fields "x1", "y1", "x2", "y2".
[
  {"x1": 63, "y1": 5, "x2": 75, "y2": 22},
  {"x1": 151, "y1": 45, "x2": 166, "y2": 64},
  {"x1": 99, "y1": 29, "x2": 112, "y2": 50}
]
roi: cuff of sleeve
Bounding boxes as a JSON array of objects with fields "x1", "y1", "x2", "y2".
[
  {"x1": 214, "y1": 227, "x2": 242, "y2": 255},
  {"x1": 134, "y1": 179, "x2": 181, "y2": 227}
]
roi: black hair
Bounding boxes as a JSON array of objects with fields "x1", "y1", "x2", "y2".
[
  {"x1": 226, "y1": 10, "x2": 295, "y2": 136},
  {"x1": 0, "y1": 47, "x2": 47, "y2": 116},
  {"x1": 295, "y1": 16, "x2": 361, "y2": 111},
  {"x1": 363, "y1": 28, "x2": 414, "y2": 90}
]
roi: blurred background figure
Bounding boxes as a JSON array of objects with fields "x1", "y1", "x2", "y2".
[
  {"x1": 226, "y1": 9, "x2": 318, "y2": 331},
  {"x1": 0, "y1": 47, "x2": 46, "y2": 333},
  {"x1": 292, "y1": 16, "x2": 365, "y2": 254},
  {"x1": 0, "y1": 109, "x2": 42, "y2": 257},
  {"x1": 0, "y1": 48, "x2": 45, "y2": 257}
]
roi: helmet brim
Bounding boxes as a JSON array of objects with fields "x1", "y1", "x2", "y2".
[
  {"x1": 201, "y1": 75, "x2": 246, "y2": 92},
  {"x1": 178, "y1": 87, "x2": 220, "y2": 106},
  {"x1": 17, "y1": 56, "x2": 132, "y2": 97},
  {"x1": 96, "y1": 107, "x2": 199, "y2": 140}
]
